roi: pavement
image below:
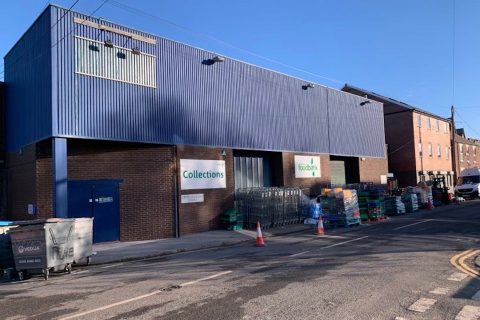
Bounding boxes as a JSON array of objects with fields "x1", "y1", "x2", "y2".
[{"x1": 89, "y1": 223, "x2": 313, "y2": 265}]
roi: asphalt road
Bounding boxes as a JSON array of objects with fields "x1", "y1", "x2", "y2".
[{"x1": 1, "y1": 201, "x2": 480, "y2": 320}]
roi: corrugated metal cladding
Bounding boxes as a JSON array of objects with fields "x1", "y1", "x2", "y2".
[
  {"x1": 328, "y1": 90, "x2": 386, "y2": 157},
  {"x1": 4, "y1": 9, "x2": 53, "y2": 151},
  {"x1": 6, "y1": 5, "x2": 386, "y2": 158},
  {"x1": 74, "y1": 36, "x2": 156, "y2": 88}
]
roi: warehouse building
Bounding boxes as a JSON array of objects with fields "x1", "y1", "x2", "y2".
[
  {"x1": 4, "y1": 5, "x2": 387, "y2": 242},
  {"x1": 342, "y1": 85, "x2": 454, "y2": 189}
]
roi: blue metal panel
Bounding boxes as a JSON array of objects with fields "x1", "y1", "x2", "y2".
[
  {"x1": 53, "y1": 137, "x2": 68, "y2": 218},
  {"x1": 6, "y1": 5, "x2": 386, "y2": 158},
  {"x1": 4, "y1": 8, "x2": 53, "y2": 151},
  {"x1": 328, "y1": 90, "x2": 386, "y2": 158}
]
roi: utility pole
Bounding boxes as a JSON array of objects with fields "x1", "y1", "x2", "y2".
[{"x1": 451, "y1": 105, "x2": 457, "y2": 186}]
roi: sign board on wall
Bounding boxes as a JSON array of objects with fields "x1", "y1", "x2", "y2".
[
  {"x1": 180, "y1": 159, "x2": 226, "y2": 190},
  {"x1": 181, "y1": 194, "x2": 205, "y2": 204},
  {"x1": 294, "y1": 155, "x2": 321, "y2": 178}
]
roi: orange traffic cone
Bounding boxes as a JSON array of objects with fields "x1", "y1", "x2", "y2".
[
  {"x1": 316, "y1": 217, "x2": 325, "y2": 236},
  {"x1": 255, "y1": 221, "x2": 265, "y2": 247}
]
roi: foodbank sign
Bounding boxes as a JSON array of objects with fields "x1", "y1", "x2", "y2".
[
  {"x1": 294, "y1": 155, "x2": 321, "y2": 178},
  {"x1": 180, "y1": 159, "x2": 226, "y2": 190}
]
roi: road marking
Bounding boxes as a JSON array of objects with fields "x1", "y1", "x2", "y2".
[
  {"x1": 472, "y1": 290, "x2": 480, "y2": 301},
  {"x1": 407, "y1": 297, "x2": 436, "y2": 313},
  {"x1": 180, "y1": 270, "x2": 232, "y2": 287},
  {"x1": 455, "y1": 305, "x2": 480, "y2": 320},
  {"x1": 430, "y1": 287, "x2": 449, "y2": 295},
  {"x1": 394, "y1": 219, "x2": 432, "y2": 231},
  {"x1": 458, "y1": 250, "x2": 480, "y2": 278},
  {"x1": 448, "y1": 272, "x2": 469, "y2": 281},
  {"x1": 58, "y1": 270, "x2": 232, "y2": 320},
  {"x1": 99, "y1": 263, "x2": 124, "y2": 269},
  {"x1": 450, "y1": 250, "x2": 479, "y2": 278},
  {"x1": 395, "y1": 317, "x2": 409, "y2": 320},
  {"x1": 289, "y1": 251, "x2": 310, "y2": 257},
  {"x1": 320, "y1": 236, "x2": 369, "y2": 249}
]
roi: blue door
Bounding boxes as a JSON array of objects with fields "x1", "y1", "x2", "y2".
[{"x1": 68, "y1": 180, "x2": 121, "y2": 243}]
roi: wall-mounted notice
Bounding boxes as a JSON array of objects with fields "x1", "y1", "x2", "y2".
[
  {"x1": 181, "y1": 194, "x2": 205, "y2": 204},
  {"x1": 294, "y1": 155, "x2": 321, "y2": 178},
  {"x1": 180, "y1": 159, "x2": 226, "y2": 190}
]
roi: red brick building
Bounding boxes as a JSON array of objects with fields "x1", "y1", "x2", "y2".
[
  {"x1": 342, "y1": 85, "x2": 454, "y2": 188},
  {"x1": 454, "y1": 129, "x2": 480, "y2": 176}
]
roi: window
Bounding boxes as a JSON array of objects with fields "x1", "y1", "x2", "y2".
[
  {"x1": 466, "y1": 146, "x2": 470, "y2": 157},
  {"x1": 416, "y1": 114, "x2": 421, "y2": 127},
  {"x1": 427, "y1": 117, "x2": 431, "y2": 129},
  {"x1": 418, "y1": 143, "x2": 423, "y2": 157},
  {"x1": 444, "y1": 122, "x2": 448, "y2": 133},
  {"x1": 437, "y1": 144, "x2": 441, "y2": 158},
  {"x1": 474, "y1": 146, "x2": 477, "y2": 156},
  {"x1": 436, "y1": 119, "x2": 440, "y2": 131},
  {"x1": 446, "y1": 146, "x2": 450, "y2": 160},
  {"x1": 428, "y1": 143, "x2": 433, "y2": 157},
  {"x1": 460, "y1": 144, "x2": 464, "y2": 162}
]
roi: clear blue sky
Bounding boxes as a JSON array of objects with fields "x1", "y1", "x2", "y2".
[{"x1": 1, "y1": 0, "x2": 479, "y2": 138}]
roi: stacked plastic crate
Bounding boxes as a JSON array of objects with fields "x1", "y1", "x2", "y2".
[
  {"x1": 221, "y1": 208, "x2": 243, "y2": 231},
  {"x1": 321, "y1": 189, "x2": 361, "y2": 228},
  {"x1": 357, "y1": 191, "x2": 370, "y2": 221},
  {"x1": 384, "y1": 196, "x2": 406, "y2": 216},
  {"x1": 401, "y1": 193, "x2": 419, "y2": 213},
  {"x1": 367, "y1": 190, "x2": 386, "y2": 221}
]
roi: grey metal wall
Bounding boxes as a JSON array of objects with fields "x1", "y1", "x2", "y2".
[
  {"x1": 328, "y1": 90, "x2": 386, "y2": 157},
  {"x1": 4, "y1": 9, "x2": 52, "y2": 151},
  {"x1": 5, "y1": 5, "x2": 386, "y2": 158}
]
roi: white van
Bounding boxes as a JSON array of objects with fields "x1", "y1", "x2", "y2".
[{"x1": 455, "y1": 167, "x2": 480, "y2": 199}]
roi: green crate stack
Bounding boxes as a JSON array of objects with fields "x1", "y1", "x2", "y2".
[
  {"x1": 221, "y1": 209, "x2": 243, "y2": 231},
  {"x1": 367, "y1": 190, "x2": 385, "y2": 219},
  {"x1": 357, "y1": 191, "x2": 370, "y2": 221}
]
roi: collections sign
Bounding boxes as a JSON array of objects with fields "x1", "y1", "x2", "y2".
[
  {"x1": 180, "y1": 159, "x2": 226, "y2": 190},
  {"x1": 294, "y1": 155, "x2": 321, "y2": 178}
]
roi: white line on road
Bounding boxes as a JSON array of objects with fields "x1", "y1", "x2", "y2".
[
  {"x1": 320, "y1": 236, "x2": 369, "y2": 249},
  {"x1": 289, "y1": 251, "x2": 310, "y2": 257},
  {"x1": 472, "y1": 290, "x2": 480, "y2": 301},
  {"x1": 429, "y1": 287, "x2": 449, "y2": 295},
  {"x1": 448, "y1": 272, "x2": 469, "y2": 282},
  {"x1": 394, "y1": 220, "x2": 432, "y2": 231},
  {"x1": 99, "y1": 263, "x2": 124, "y2": 269},
  {"x1": 407, "y1": 297, "x2": 436, "y2": 313},
  {"x1": 455, "y1": 305, "x2": 480, "y2": 320},
  {"x1": 58, "y1": 270, "x2": 232, "y2": 320},
  {"x1": 395, "y1": 317, "x2": 409, "y2": 320},
  {"x1": 180, "y1": 270, "x2": 232, "y2": 287}
]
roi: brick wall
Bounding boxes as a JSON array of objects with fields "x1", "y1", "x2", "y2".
[
  {"x1": 384, "y1": 111, "x2": 417, "y2": 186},
  {"x1": 6, "y1": 144, "x2": 37, "y2": 221},
  {"x1": 35, "y1": 139, "x2": 176, "y2": 241},
  {"x1": 359, "y1": 157, "x2": 388, "y2": 184},
  {"x1": 176, "y1": 145, "x2": 234, "y2": 236},
  {"x1": 68, "y1": 140, "x2": 176, "y2": 241},
  {"x1": 413, "y1": 113, "x2": 452, "y2": 174},
  {"x1": 282, "y1": 152, "x2": 330, "y2": 195}
]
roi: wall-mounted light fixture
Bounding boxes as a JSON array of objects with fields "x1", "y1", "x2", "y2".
[
  {"x1": 360, "y1": 100, "x2": 371, "y2": 106},
  {"x1": 212, "y1": 56, "x2": 225, "y2": 63},
  {"x1": 104, "y1": 39, "x2": 114, "y2": 48},
  {"x1": 131, "y1": 47, "x2": 141, "y2": 55},
  {"x1": 302, "y1": 83, "x2": 315, "y2": 90},
  {"x1": 220, "y1": 149, "x2": 227, "y2": 158}
]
